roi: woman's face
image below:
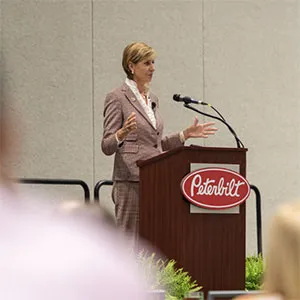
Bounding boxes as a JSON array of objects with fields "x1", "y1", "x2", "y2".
[{"x1": 130, "y1": 58, "x2": 155, "y2": 85}]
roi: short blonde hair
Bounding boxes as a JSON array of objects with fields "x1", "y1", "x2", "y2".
[
  {"x1": 263, "y1": 201, "x2": 300, "y2": 299},
  {"x1": 122, "y1": 42, "x2": 156, "y2": 79}
]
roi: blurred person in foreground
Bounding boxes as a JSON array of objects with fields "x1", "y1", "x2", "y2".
[
  {"x1": 101, "y1": 42, "x2": 217, "y2": 242},
  {"x1": 0, "y1": 99, "x2": 14, "y2": 187},
  {"x1": 0, "y1": 99, "x2": 148, "y2": 299},
  {"x1": 235, "y1": 202, "x2": 300, "y2": 300}
]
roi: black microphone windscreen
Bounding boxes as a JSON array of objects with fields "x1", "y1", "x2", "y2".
[{"x1": 173, "y1": 94, "x2": 181, "y2": 101}]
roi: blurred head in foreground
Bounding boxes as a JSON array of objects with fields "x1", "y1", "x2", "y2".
[
  {"x1": 263, "y1": 201, "x2": 300, "y2": 299},
  {"x1": 0, "y1": 98, "x2": 11, "y2": 184},
  {"x1": 0, "y1": 197, "x2": 148, "y2": 300},
  {"x1": 0, "y1": 94, "x2": 21, "y2": 189},
  {"x1": 60, "y1": 200, "x2": 116, "y2": 228},
  {"x1": 0, "y1": 98, "x2": 147, "y2": 299}
]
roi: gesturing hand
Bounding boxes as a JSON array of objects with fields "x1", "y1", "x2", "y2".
[
  {"x1": 116, "y1": 112, "x2": 137, "y2": 141},
  {"x1": 123, "y1": 112, "x2": 137, "y2": 133},
  {"x1": 183, "y1": 117, "x2": 217, "y2": 139}
]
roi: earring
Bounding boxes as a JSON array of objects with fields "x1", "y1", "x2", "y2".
[{"x1": 131, "y1": 70, "x2": 134, "y2": 74}]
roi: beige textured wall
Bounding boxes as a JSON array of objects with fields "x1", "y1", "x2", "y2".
[
  {"x1": 203, "y1": 0, "x2": 300, "y2": 254},
  {"x1": 1, "y1": 0, "x2": 300, "y2": 254},
  {"x1": 2, "y1": 1, "x2": 93, "y2": 202}
]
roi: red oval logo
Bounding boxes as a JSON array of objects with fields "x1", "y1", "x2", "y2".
[{"x1": 181, "y1": 168, "x2": 250, "y2": 209}]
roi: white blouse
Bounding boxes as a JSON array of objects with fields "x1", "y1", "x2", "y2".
[{"x1": 125, "y1": 78, "x2": 157, "y2": 129}]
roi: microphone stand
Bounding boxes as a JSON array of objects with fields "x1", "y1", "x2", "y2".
[{"x1": 183, "y1": 103, "x2": 244, "y2": 148}]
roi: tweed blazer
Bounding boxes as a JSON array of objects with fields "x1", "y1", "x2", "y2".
[{"x1": 101, "y1": 83, "x2": 183, "y2": 182}]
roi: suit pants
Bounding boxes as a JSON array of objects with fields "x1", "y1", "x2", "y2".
[{"x1": 112, "y1": 181, "x2": 139, "y2": 241}]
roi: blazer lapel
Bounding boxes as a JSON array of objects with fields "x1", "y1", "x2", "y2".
[{"x1": 122, "y1": 83, "x2": 156, "y2": 130}]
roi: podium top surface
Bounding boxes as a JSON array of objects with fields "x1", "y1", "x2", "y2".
[{"x1": 137, "y1": 145, "x2": 248, "y2": 168}]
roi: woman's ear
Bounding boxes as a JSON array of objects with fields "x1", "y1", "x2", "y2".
[{"x1": 128, "y1": 62, "x2": 134, "y2": 74}]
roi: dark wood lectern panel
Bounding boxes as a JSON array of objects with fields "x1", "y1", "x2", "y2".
[{"x1": 138, "y1": 146, "x2": 247, "y2": 294}]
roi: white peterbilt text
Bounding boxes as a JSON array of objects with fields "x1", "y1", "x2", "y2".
[{"x1": 190, "y1": 174, "x2": 245, "y2": 197}]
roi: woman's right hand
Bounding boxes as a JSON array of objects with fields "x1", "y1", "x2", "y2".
[{"x1": 116, "y1": 112, "x2": 137, "y2": 141}]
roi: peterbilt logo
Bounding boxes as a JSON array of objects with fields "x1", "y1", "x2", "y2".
[{"x1": 181, "y1": 168, "x2": 250, "y2": 209}]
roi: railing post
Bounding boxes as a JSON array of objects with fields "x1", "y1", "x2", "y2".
[
  {"x1": 250, "y1": 184, "x2": 262, "y2": 256},
  {"x1": 94, "y1": 180, "x2": 113, "y2": 203}
]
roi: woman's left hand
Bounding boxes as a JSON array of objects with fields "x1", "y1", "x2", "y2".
[{"x1": 183, "y1": 117, "x2": 217, "y2": 140}]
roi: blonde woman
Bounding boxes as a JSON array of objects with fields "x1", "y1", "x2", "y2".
[
  {"x1": 263, "y1": 201, "x2": 300, "y2": 299},
  {"x1": 101, "y1": 42, "x2": 217, "y2": 239},
  {"x1": 236, "y1": 201, "x2": 300, "y2": 300}
]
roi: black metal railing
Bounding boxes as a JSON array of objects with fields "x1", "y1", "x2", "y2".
[
  {"x1": 207, "y1": 290, "x2": 260, "y2": 300},
  {"x1": 17, "y1": 178, "x2": 90, "y2": 203},
  {"x1": 93, "y1": 180, "x2": 263, "y2": 255},
  {"x1": 250, "y1": 184, "x2": 262, "y2": 256},
  {"x1": 94, "y1": 180, "x2": 113, "y2": 202}
]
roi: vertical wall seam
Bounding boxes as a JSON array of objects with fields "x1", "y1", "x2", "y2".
[
  {"x1": 202, "y1": 0, "x2": 205, "y2": 103},
  {"x1": 91, "y1": 0, "x2": 95, "y2": 197},
  {"x1": 202, "y1": 0, "x2": 207, "y2": 146}
]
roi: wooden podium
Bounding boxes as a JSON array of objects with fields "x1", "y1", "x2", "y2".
[{"x1": 137, "y1": 145, "x2": 247, "y2": 294}]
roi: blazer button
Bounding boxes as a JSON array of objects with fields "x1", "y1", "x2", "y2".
[
  {"x1": 157, "y1": 132, "x2": 159, "y2": 135},
  {"x1": 154, "y1": 144, "x2": 158, "y2": 148}
]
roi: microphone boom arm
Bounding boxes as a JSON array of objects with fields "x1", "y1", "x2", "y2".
[{"x1": 183, "y1": 103, "x2": 244, "y2": 148}]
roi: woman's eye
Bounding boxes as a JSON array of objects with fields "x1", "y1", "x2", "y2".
[{"x1": 145, "y1": 61, "x2": 154, "y2": 66}]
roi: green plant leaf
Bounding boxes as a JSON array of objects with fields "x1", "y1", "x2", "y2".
[
  {"x1": 138, "y1": 252, "x2": 201, "y2": 300},
  {"x1": 245, "y1": 254, "x2": 264, "y2": 290}
]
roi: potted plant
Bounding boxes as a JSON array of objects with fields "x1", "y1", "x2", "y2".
[
  {"x1": 138, "y1": 252, "x2": 202, "y2": 300},
  {"x1": 245, "y1": 254, "x2": 264, "y2": 290}
]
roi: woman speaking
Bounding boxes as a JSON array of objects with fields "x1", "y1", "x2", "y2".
[{"x1": 101, "y1": 42, "x2": 217, "y2": 241}]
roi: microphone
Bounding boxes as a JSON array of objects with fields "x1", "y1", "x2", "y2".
[
  {"x1": 151, "y1": 102, "x2": 156, "y2": 110},
  {"x1": 173, "y1": 94, "x2": 208, "y2": 105},
  {"x1": 176, "y1": 95, "x2": 244, "y2": 148}
]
